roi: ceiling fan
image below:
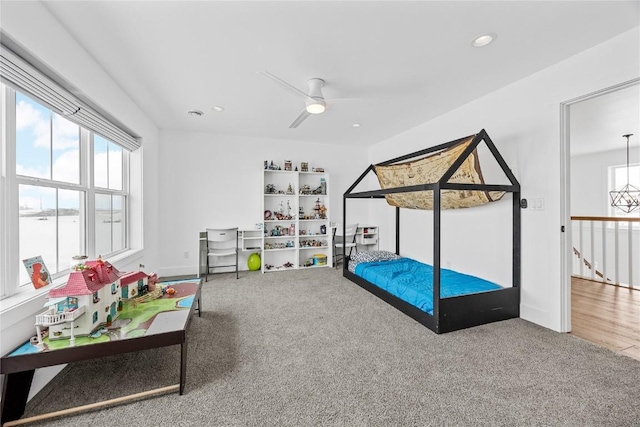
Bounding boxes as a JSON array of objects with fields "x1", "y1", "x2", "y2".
[{"x1": 261, "y1": 71, "x2": 328, "y2": 128}]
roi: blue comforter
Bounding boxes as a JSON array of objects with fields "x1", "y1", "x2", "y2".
[{"x1": 354, "y1": 258, "x2": 502, "y2": 315}]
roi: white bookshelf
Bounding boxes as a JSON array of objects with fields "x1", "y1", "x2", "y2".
[{"x1": 262, "y1": 169, "x2": 330, "y2": 272}]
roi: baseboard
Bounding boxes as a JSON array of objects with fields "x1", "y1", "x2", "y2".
[{"x1": 520, "y1": 303, "x2": 559, "y2": 332}]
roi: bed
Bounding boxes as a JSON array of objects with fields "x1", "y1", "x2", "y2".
[
  {"x1": 348, "y1": 253, "x2": 503, "y2": 315},
  {"x1": 342, "y1": 130, "x2": 521, "y2": 333}
]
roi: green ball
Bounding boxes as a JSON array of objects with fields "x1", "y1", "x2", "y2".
[{"x1": 247, "y1": 253, "x2": 261, "y2": 271}]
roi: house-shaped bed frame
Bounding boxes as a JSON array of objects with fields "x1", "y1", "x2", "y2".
[{"x1": 343, "y1": 129, "x2": 521, "y2": 334}]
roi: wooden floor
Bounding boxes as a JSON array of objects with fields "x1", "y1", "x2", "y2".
[{"x1": 571, "y1": 277, "x2": 640, "y2": 361}]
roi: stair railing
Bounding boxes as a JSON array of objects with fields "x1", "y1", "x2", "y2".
[{"x1": 571, "y1": 216, "x2": 639, "y2": 288}]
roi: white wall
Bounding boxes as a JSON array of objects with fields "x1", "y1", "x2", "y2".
[
  {"x1": 157, "y1": 130, "x2": 368, "y2": 276},
  {"x1": 366, "y1": 27, "x2": 640, "y2": 332},
  {"x1": 0, "y1": 1, "x2": 160, "y2": 398},
  {"x1": 571, "y1": 147, "x2": 640, "y2": 216}
]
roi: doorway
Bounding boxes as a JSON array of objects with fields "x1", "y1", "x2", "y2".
[{"x1": 560, "y1": 78, "x2": 640, "y2": 359}]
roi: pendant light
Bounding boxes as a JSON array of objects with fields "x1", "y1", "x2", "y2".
[{"x1": 609, "y1": 134, "x2": 640, "y2": 213}]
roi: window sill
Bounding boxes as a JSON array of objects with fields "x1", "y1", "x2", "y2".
[{"x1": 0, "y1": 249, "x2": 142, "y2": 329}]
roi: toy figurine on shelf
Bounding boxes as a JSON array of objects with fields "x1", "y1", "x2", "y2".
[
  {"x1": 286, "y1": 184, "x2": 294, "y2": 195},
  {"x1": 313, "y1": 198, "x2": 322, "y2": 219},
  {"x1": 319, "y1": 203, "x2": 327, "y2": 219},
  {"x1": 265, "y1": 183, "x2": 277, "y2": 194},
  {"x1": 268, "y1": 161, "x2": 280, "y2": 170},
  {"x1": 299, "y1": 184, "x2": 311, "y2": 195}
]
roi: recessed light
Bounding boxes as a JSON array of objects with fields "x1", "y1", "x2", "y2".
[
  {"x1": 352, "y1": 123, "x2": 361, "y2": 128},
  {"x1": 472, "y1": 33, "x2": 496, "y2": 48},
  {"x1": 188, "y1": 110, "x2": 204, "y2": 117},
  {"x1": 212, "y1": 106, "x2": 225, "y2": 112}
]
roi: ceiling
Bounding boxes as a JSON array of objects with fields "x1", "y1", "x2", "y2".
[{"x1": 38, "y1": 1, "x2": 639, "y2": 148}]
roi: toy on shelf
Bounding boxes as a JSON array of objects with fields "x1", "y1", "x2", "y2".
[{"x1": 32, "y1": 257, "x2": 156, "y2": 350}]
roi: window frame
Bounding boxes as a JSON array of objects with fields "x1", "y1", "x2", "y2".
[{"x1": 1, "y1": 84, "x2": 132, "y2": 300}]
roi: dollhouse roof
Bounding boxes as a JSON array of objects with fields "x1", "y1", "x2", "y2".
[
  {"x1": 49, "y1": 259, "x2": 123, "y2": 298},
  {"x1": 121, "y1": 271, "x2": 147, "y2": 286},
  {"x1": 85, "y1": 259, "x2": 122, "y2": 284}
]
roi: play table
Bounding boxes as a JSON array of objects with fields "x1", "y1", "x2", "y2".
[{"x1": 1, "y1": 278, "x2": 202, "y2": 425}]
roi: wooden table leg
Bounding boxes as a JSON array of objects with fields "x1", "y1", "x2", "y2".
[
  {"x1": 1, "y1": 369, "x2": 35, "y2": 424},
  {"x1": 179, "y1": 341, "x2": 187, "y2": 395}
]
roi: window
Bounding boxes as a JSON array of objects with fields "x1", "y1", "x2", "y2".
[
  {"x1": 608, "y1": 163, "x2": 640, "y2": 218},
  {"x1": 2, "y1": 85, "x2": 131, "y2": 298}
]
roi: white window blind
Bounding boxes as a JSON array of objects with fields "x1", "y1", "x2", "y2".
[{"x1": 0, "y1": 44, "x2": 140, "y2": 151}]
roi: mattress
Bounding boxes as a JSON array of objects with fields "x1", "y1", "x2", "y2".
[{"x1": 353, "y1": 257, "x2": 502, "y2": 315}]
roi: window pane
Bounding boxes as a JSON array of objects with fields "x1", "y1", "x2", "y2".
[
  {"x1": 52, "y1": 113, "x2": 80, "y2": 184},
  {"x1": 108, "y1": 143, "x2": 123, "y2": 190},
  {"x1": 95, "y1": 193, "x2": 111, "y2": 257},
  {"x1": 19, "y1": 185, "x2": 56, "y2": 285},
  {"x1": 94, "y1": 135, "x2": 108, "y2": 188},
  {"x1": 16, "y1": 92, "x2": 51, "y2": 179},
  {"x1": 112, "y1": 195, "x2": 125, "y2": 251},
  {"x1": 95, "y1": 194, "x2": 125, "y2": 255},
  {"x1": 58, "y1": 189, "x2": 82, "y2": 267}
]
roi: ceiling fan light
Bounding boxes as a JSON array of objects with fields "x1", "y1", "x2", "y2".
[{"x1": 306, "y1": 101, "x2": 326, "y2": 114}]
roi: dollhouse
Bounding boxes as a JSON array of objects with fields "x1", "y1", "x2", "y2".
[{"x1": 33, "y1": 258, "x2": 150, "y2": 348}]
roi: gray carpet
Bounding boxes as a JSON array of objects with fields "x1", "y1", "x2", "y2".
[{"x1": 23, "y1": 268, "x2": 640, "y2": 426}]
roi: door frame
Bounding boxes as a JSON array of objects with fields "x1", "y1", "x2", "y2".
[{"x1": 559, "y1": 77, "x2": 640, "y2": 333}]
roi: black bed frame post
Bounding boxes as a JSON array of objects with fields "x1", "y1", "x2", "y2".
[
  {"x1": 481, "y1": 129, "x2": 522, "y2": 290},
  {"x1": 395, "y1": 207, "x2": 400, "y2": 255},
  {"x1": 343, "y1": 194, "x2": 347, "y2": 271},
  {"x1": 433, "y1": 185, "x2": 441, "y2": 327},
  {"x1": 513, "y1": 190, "x2": 521, "y2": 288}
]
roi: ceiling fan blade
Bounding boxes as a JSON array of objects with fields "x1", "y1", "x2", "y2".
[
  {"x1": 289, "y1": 109, "x2": 311, "y2": 128},
  {"x1": 261, "y1": 71, "x2": 312, "y2": 100}
]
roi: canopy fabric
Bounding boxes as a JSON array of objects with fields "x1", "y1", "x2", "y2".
[{"x1": 374, "y1": 136, "x2": 505, "y2": 210}]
